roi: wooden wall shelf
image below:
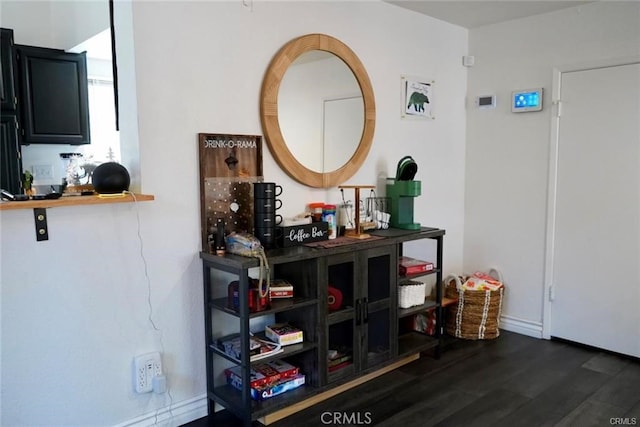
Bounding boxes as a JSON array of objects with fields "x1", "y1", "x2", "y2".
[
  {"x1": 0, "y1": 193, "x2": 154, "y2": 211},
  {"x1": 0, "y1": 193, "x2": 154, "y2": 241}
]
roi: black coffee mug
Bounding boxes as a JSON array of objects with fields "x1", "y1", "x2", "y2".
[
  {"x1": 254, "y1": 198, "x2": 282, "y2": 212},
  {"x1": 254, "y1": 182, "x2": 282, "y2": 198},
  {"x1": 254, "y1": 227, "x2": 283, "y2": 249},
  {"x1": 254, "y1": 213, "x2": 283, "y2": 227}
]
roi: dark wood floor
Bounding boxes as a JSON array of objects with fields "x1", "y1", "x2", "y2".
[{"x1": 184, "y1": 331, "x2": 640, "y2": 427}]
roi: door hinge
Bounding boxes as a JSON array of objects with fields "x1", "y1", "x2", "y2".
[{"x1": 549, "y1": 286, "x2": 555, "y2": 301}]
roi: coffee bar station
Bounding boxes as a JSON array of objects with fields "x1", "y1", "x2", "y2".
[{"x1": 198, "y1": 34, "x2": 445, "y2": 427}]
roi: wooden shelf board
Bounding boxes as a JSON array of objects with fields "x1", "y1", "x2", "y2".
[
  {"x1": 327, "y1": 307, "x2": 356, "y2": 325},
  {"x1": 397, "y1": 299, "x2": 437, "y2": 319},
  {"x1": 399, "y1": 267, "x2": 441, "y2": 280},
  {"x1": 210, "y1": 340, "x2": 317, "y2": 365},
  {"x1": 210, "y1": 297, "x2": 318, "y2": 318},
  {"x1": 0, "y1": 193, "x2": 154, "y2": 210}
]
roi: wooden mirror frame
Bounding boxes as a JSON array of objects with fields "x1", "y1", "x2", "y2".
[{"x1": 260, "y1": 34, "x2": 376, "y2": 188}]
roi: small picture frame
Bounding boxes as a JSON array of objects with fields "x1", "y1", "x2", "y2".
[{"x1": 401, "y1": 75, "x2": 434, "y2": 120}]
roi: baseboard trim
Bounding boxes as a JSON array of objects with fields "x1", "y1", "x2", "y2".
[
  {"x1": 114, "y1": 394, "x2": 208, "y2": 427},
  {"x1": 500, "y1": 315, "x2": 543, "y2": 338}
]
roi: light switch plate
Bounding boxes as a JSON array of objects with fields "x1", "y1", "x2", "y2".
[{"x1": 32, "y1": 164, "x2": 54, "y2": 180}]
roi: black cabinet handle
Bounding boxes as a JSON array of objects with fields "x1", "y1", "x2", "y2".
[
  {"x1": 355, "y1": 299, "x2": 361, "y2": 325},
  {"x1": 362, "y1": 297, "x2": 368, "y2": 323}
]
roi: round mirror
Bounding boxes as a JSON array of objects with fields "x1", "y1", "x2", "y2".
[
  {"x1": 279, "y1": 51, "x2": 363, "y2": 174},
  {"x1": 260, "y1": 34, "x2": 375, "y2": 188}
]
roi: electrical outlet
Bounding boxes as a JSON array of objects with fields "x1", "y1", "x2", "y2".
[
  {"x1": 133, "y1": 352, "x2": 162, "y2": 393},
  {"x1": 32, "y1": 164, "x2": 54, "y2": 180}
]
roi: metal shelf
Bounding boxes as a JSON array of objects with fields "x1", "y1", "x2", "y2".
[
  {"x1": 397, "y1": 299, "x2": 438, "y2": 319},
  {"x1": 210, "y1": 296, "x2": 318, "y2": 319}
]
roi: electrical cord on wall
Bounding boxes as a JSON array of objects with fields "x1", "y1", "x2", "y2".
[
  {"x1": 125, "y1": 191, "x2": 174, "y2": 424},
  {"x1": 242, "y1": 0, "x2": 254, "y2": 12}
]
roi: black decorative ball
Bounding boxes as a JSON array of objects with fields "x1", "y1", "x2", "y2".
[{"x1": 92, "y1": 162, "x2": 130, "y2": 194}]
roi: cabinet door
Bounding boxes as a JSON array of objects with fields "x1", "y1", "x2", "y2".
[
  {"x1": 1, "y1": 29, "x2": 18, "y2": 111},
  {"x1": 326, "y1": 252, "x2": 358, "y2": 382},
  {"x1": 16, "y1": 45, "x2": 90, "y2": 145},
  {"x1": 1, "y1": 114, "x2": 22, "y2": 194},
  {"x1": 360, "y1": 246, "x2": 395, "y2": 369}
]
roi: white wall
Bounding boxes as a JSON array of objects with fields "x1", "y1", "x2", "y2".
[
  {"x1": 0, "y1": 1, "x2": 468, "y2": 425},
  {"x1": 464, "y1": 1, "x2": 640, "y2": 336}
]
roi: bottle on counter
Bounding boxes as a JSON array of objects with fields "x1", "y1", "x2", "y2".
[
  {"x1": 323, "y1": 204, "x2": 337, "y2": 240},
  {"x1": 309, "y1": 202, "x2": 325, "y2": 222},
  {"x1": 215, "y1": 218, "x2": 226, "y2": 256}
]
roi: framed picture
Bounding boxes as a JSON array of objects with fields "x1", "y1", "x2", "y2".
[{"x1": 401, "y1": 75, "x2": 434, "y2": 120}]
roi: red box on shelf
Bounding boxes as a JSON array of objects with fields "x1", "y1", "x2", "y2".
[
  {"x1": 225, "y1": 360, "x2": 299, "y2": 389},
  {"x1": 399, "y1": 256, "x2": 434, "y2": 275},
  {"x1": 269, "y1": 279, "x2": 294, "y2": 299}
]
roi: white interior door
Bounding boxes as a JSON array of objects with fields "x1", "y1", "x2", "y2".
[{"x1": 550, "y1": 63, "x2": 640, "y2": 357}]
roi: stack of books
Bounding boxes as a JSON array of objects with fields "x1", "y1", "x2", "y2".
[
  {"x1": 399, "y1": 256, "x2": 434, "y2": 275},
  {"x1": 327, "y1": 349, "x2": 352, "y2": 373},
  {"x1": 269, "y1": 279, "x2": 294, "y2": 299},
  {"x1": 216, "y1": 333, "x2": 283, "y2": 362},
  {"x1": 265, "y1": 323, "x2": 304, "y2": 346},
  {"x1": 225, "y1": 360, "x2": 305, "y2": 401}
]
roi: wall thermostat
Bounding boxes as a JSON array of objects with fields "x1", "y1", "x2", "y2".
[
  {"x1": 475, "y1": 94, "x2": 496, "y2": 109},
  {"x1": 512, "y1": 88, "x2": 543, "y2": 112}
]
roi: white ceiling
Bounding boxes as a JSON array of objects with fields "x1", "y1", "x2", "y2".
[
  {"x1": 385, "y1": 0, "x2": 595, "y2": 29},
  {"x1": 69, "y1": 29, "x2": 112, "y2": 60},
  {"x1": 72, "y1": 1, "x2": 597, "y2": 59}
]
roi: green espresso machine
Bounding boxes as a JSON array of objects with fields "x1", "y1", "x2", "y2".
[{"x1": 387, "y1": 156, "x2": 421, "y2": 230}]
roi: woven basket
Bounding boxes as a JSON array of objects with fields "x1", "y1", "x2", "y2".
[
  {"x1": 444, "y1": 269, "x2": 505, "y2": 340},
  {"x1": 398, "y1": 280, "x2": 426, "y2": 309}
]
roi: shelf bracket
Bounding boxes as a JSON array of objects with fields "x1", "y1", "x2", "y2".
[{"x1": 33, "y1": 208, "x2": 49, "y2": 241}]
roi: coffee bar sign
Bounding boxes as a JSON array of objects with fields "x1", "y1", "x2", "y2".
[{"x1": 278, "y1": 222, "x2": 329, "y2": 247}]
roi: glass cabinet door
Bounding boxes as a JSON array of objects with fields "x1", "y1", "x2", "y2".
[
  {"x1": 326, "y1": 253, "x2": 357, "y2": 382},
  {"x1": 363, "y1": 308, "x2": 391, "y2": 368},
  {"x1": 325, "y1": 247, "x2": 395, "y2": 379},
  {"x1": 361, "y1": 247, "x2": 395, "y2": 369}
]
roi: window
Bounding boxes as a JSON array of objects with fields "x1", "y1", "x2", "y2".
[{"x1": 84, "y1": 77, "x2": 120, "y2": 164}]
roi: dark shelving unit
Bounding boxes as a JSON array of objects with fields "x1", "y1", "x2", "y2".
[{"x1": 200, "y1": 226, "x2": 445, "y2": 426}]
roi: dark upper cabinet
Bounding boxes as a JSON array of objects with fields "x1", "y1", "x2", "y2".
[
  {"x1": 16, "y1": 45, "x2": 90, "y2": 145},
  {"x1": 1, "y1": 114, "x2": 22, "y2": 194},
  {"x1": 1, "y1": 28, "x2": 18, "y2": 111}
]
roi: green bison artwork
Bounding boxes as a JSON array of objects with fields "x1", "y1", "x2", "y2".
[{"x1": 407, "y1": 91, "x2": 430, "y2": 113}]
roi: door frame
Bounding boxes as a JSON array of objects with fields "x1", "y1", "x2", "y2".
[{"x1": 541, "y1": 56, "x2": 640, "y2": 340}]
